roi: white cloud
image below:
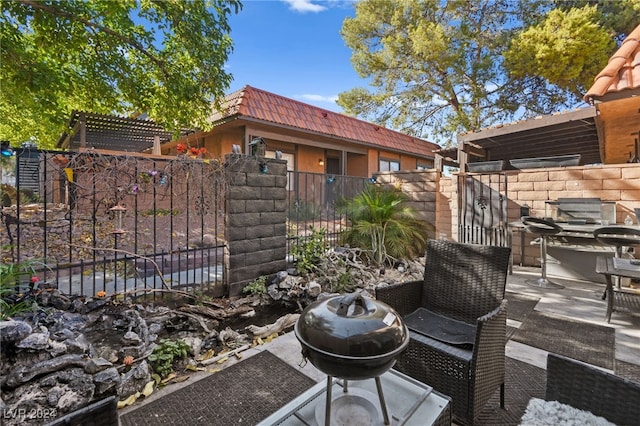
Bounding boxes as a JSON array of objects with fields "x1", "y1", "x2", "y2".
[
  {"x1": 281, "y1": 0, "x2": 327, "y2": 13},
  {"x1": 297, "y1": 93, "x2": 339, "y2": 103}
]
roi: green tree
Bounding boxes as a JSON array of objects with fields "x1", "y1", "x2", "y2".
[
  {"x1": 505, "y1": 5, "x2": 615, "y2": 99},
  {"x1": 339, "y1": 184, "x2": 432, "y2": 266},
  {"x1": 338, "y1": 0, "x2": 635, "y2": 145},
  {"x1": 1, "y1": 0, "x2": 242, "y2": 149}
]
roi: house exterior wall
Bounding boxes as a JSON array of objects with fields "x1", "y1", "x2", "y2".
[{"x1": 347, "y1": 152, "x2": 368, "y2": 176}]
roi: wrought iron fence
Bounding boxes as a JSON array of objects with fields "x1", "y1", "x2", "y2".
[
  {"x1": 1, "y1": 151, "x2": 371, "y2": 295},
  {"x1": 1, "y1": 148, "x2": 226, "y2": 296},
  {"x1": 286, "y1": 171, "x2": 369, "y2": 259}
]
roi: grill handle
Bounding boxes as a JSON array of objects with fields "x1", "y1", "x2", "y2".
[{"x1": 336, "y1": 293, "x2": 369, "y2": 317}]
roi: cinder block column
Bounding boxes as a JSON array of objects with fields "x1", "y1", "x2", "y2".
[{"x1": 224, "y1": 155, "x2": 288, "y2": 296}]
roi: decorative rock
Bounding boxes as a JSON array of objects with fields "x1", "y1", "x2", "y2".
[
  {"x1": 276, "y1": 270, "x2": 288, "y2": 283},
  {"x1": 64, "y1": 336, "x2": 89, "y2": 354},
  {"x1": 16, "y1": 332, "x2": 50, "y2": 351},
  {"x1": 122, "y1": 331, "x2": 142, "y2": 345},
  {"x1": 93, "y1": 367, "x2": 121, "y2": 395},
  {"x1": 307, "y1": 281, "x2": 322, "y2": 298},
  {"x1": 49, "y1": 291, "x2": 72, "y2": 311},
  {"x1": 267, "y1": 284, "x2": 282, "y2": 300},
  {"x1": 0, "y1": 320, "x2": 32, "y2": 343},
  {"x1": 182, "y1": 336, "x2": 203, "y2": 357},
  {"x1": 117, "y1": 360, "x2": 151, "y2": 398},
  {"x1": 84, "y1": 298, "x2": 109, "y2": 313},
  {"x1": 71, "y1": 298, "x2": 88, "y2": 314},
  {"x1": 47, "y1": 339, "x2": 68, "y2": 357},
  {"x1": 84, "y1": 358, "x2": 113, "y2": 374},
  {"x1": 3, "y1": 354, "x2": 87, "y2": 389}
]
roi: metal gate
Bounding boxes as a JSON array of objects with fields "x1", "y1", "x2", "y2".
[{"x1": 458, "y1": 173, "x2": 509, "y2": 246}]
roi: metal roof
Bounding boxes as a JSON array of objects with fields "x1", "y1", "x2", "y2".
[
  {"x1": 209, "y1": 86, "x2": 441, "y2": 160},
  {"x1": 57, "y1": 111, "x2": 194, "y2": 152}
]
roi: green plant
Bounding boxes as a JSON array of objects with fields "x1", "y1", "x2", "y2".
[
  {"x1": 329, "y1": 270, "x2": 355, "y2": 294},
  {"x1": 290, "y1": 225, "x2": 329, "y2": 275},
  {"x1": 338, "y1": 183, "x2": 433, "y2": 266},
  {"x1": 148, "y1": 339, "x2": 190, "y2": 378},
  {"x1": 243, "y1": 276, "x2": 267, "y2": 296},
  {"x1": 0, "y1": 260, "x2": 41, "y2": 320}
]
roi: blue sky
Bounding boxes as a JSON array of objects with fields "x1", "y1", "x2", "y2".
[{"x1": 225, "y1": 0, "x2": 362, "y2": 113}]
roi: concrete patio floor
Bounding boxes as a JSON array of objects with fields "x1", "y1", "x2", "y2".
[{"x1": 119, "y1": 266, "x2": 640, "y2": 423}]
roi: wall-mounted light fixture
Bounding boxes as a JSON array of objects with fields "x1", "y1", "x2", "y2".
[{"x1": 318, "y1": 159, "x2": 324, "y2": 166}]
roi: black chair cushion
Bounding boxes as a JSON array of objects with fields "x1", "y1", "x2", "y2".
[{"x1": 404, "y1": 307, "x2": 477, "y2": 346}]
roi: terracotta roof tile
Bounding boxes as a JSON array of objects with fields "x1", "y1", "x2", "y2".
[
  {"x1": 585, "y1": 24, "x2": 640, "y2": 101},
  {"x1": 210, "y1": 86, "x2": 440, "y2": 158}
]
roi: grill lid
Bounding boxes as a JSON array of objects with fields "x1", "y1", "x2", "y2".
[{"x1": 295, "y1": 293, "x2": 408, "y2": 358}]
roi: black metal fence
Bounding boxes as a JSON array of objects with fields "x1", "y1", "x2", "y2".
[
  {"x1": 2, "y1": 150, "x2": 372, "y2": 296},
  {"x1": 1, "y1": 148, "x2": 226, "y2": 296},
  {"x1": 286, "y1": 171, "x2": 369, "y2": 259}
]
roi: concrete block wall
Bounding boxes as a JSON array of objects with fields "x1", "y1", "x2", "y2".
[
  {"x1": 224, "y1": 155, "x2": 288, "y2": 296},
  {"x1": 495, "y1": 164, "x2": 640, "y2": 266},
  {"x1": 375, "y1": 169, "x2": 440, "y2": 239}
]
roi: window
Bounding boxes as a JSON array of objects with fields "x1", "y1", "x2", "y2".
[
  {"x1": 379, "y1": 159, "x2": 400, "y2": 172},
  {"x1": 267, "y1": 150, "x2": 294, "y2": 190}
]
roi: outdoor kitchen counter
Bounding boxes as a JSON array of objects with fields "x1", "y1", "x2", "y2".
[{"x1": 509, "y1": 222, "x2": 640, "y2": 283}]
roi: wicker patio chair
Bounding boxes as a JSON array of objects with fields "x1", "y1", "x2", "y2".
[
  {"x1": 376, "y1": 239, "x2": 511, "y2": 425},
  {"x1": 546, "y1": 353, "x2": 640, "y2": 426}
]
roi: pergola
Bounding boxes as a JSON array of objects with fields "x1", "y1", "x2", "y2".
[
  {"x1": 435, "y1": 107, "x2": 601, "y2": 171},
  {"x1": 56, "y1": 111, "x2": 194, "y2": 153}
]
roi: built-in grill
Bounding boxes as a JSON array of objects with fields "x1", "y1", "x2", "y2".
[
  {"x1": 538, "y1": 198, "x2": 618, "y2": 283},
  {"x1": 545, "y1": 198, "x2": 615, "y2": 225}
]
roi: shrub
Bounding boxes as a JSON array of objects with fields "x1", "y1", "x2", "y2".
[
  {"x1": 289, "y1": 225, "x2": 328, "y2": 275},
  {"x1": 148, "y1": 339, "x2": 190, "y2": 378},
  {"x1": 243, "y1": 276, "x2": 267, "y2": 295},
  {"x1": 338, "y1": 183, "x2": 433, "y2": 265}
]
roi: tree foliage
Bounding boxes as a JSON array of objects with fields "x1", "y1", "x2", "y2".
[
  {"x1": 1, "y1": 0, "x2": 242, "y2": 149},
  {"x1": 338, "y1": 0, "x2": 636, "y2": 145},
  {"x1": 504, "y1": 5, "x2": 615, "y2": 99}
]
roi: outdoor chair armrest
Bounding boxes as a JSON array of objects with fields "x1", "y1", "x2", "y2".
[
  {"x1": 546, "y1": 353, "x2": 640, "y2": 426},
  {"x1": 375, "y1": 279, "x2": 423, "y2": 316},
  {"x1": 470, "y1": 300, "x2": 508, "y2": 421},
  {"x1": 473, "y1": 300, "x2": 507, "y2": 371}
]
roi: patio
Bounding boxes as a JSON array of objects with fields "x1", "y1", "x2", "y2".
[{"x1": 118, "y1": 265, "x2": 640, "y2": 425}]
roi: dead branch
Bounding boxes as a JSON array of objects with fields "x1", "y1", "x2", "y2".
[
  {"x1": 245, "y1": 313, "x2": 300, "y2": 339},
  {"x1": 198, "y1": 344, "x2": 251, "y2": 366}
]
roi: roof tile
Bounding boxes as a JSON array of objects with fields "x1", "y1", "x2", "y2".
[
  {"x1": 585, "y1": 24, "x2": 640, "y2": 101},
  {"x1": 209, "y1": 86, "x2": 439, "y2": 158}
]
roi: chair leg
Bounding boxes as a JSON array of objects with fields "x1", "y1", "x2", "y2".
[
  {"x1": 526, "y1": 236, "x2": 564, "y2": 289},
  {"x1": 500, "y1": 382, "x2": 505, "y2": 409}
]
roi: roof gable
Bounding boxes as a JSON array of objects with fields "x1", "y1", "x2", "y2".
[
  {"x1": 585, "y1": 24, "x2": 640, "y2": 102},
  {"x1": 210, "y1": 85, "x2": 440, "y2": 158}
]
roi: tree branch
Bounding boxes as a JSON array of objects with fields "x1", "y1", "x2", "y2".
[{"x1": 19, "y1": 0, "x2": 169, "y2": 79}]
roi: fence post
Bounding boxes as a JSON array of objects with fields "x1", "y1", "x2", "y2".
[{"x1": 224, "y1": 155, "x2": 288, "y2": 296}]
